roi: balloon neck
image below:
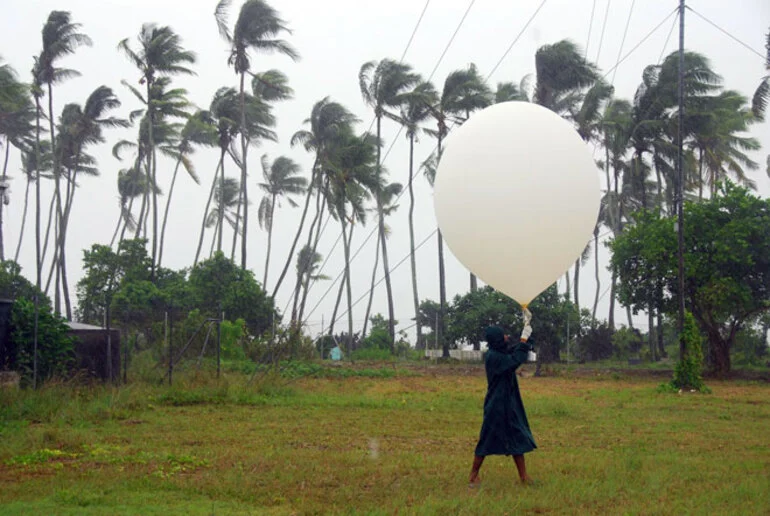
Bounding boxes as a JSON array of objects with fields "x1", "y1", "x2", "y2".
[{"x1": 521, "y1": 304, "x2": 528, "y2": 310}]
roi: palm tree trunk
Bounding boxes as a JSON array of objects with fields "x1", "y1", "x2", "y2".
[
  {"x1": 592, "y1": 227, "x2": 600, "y2": 321},
  {"x1": 361, "y1": 223, "x2": 381, "y2": 338},
  {"x1": 239, "y1": 71, "x2": 249, "y2": 270},
  {"x1": 14, "y1": 177, "x2": 32, "y2": 262},
  {"x1": 40, "y1": 189, "x2": 56, "y2": 266},
  {"x1": 407, "y1": 134, "x2": 422, "y2": 348},
  {"x1": 564, "y1": 269, "x2": 571, "y2": 302},
  {"x1": 231, "y1": 180, "x2": 243, "y2": 261},
  {"x1": 217, "y1": 150, "x2": 225, "y2": 254},
  {"x1": 698, "y1": 148, "x2": 704, "y2": 201},
  {"x1": 58, "y1": 159, "x2": 80, "y2": 321},
  {"x1": 341, "y1": 214, "x2": 354, "y2": 356},
  {"x1": 626, "y1": 306, "x2": 634, "y2": 329},
  {"x1": 0, "y1": 141, "x2": 8, "y2": 261},
  {"x1": 272, "y1": 157, "x2": 319, "y2": 298},
  {"x1": 117, "y1": 196, "x2": 136, "y2": 248},
  {"x1": 194, "y1": 159, "x2": 223, "y2": 266},
  {"x1": 573, "y1": 259, "x2": 580, "y2": 311},
  {"x1": 297, "y1": 191, "x2": 327, "y2": 327},
  {"x1": 44, "y1": 211, "x2": 59, "y2": 296},
  {"x1": 47, "y1": 83, "x2": 64, "y2": 315},
  {"x1": 328, "y1": 217, "x2": 355, "y2": 339},
  {"x1": 262, "y1": 192, "x2": 277, "y2": 289},
  {"x1": 378, "y1": 201, "x2": 396, "y2": 350},
  {"x1": 209, "y1": 215, "x2": 220, "y2": 258},
  {"x1": 33, "y1": 96, "x2": 42, "y2": 389},
  {"x1": 648, "y1": 302, "x2": 656, "y2": 361},
  {"x1": 375, "y1": 116, "x2": 396, "y2": 348},
  {"x1": 295, "y1": 182, "x2": 325, "y2": 319},
  {"x1": 146, "y1": 81, "x2": 158, "y2": 279},
  {"x1": 608, "y1": 269, "x2": 616, "y2": 330},
  {"x1": 436, "y1": 134, "x2": 448, "y2": 359},
  {"x1": 438, "y1": 229, "x2": 448, "y2": 358},
  {"x1": 158, "y1": 154, "x2": 183, "y2": 269}
]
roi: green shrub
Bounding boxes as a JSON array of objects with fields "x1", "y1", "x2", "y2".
[
  {"x1": 10, "y1": 298, "x2": 75, "y2": 386},
  {"x1": 671, "y1": 312, "x2": 708, "y2": 392}
]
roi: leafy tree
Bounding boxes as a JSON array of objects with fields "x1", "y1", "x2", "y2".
[
  {"x1": 187, "y1": 252, "x2": 275, "y2": 336},
  {"x1": 76, "y1": 239, "x2": 152, "y2": 325},
  {"x1": 610, "y1": 183, "x2": 770, "y2": 376},
  {"x1": 751, "y1": 27, "x2": 769, "y2": 121}
]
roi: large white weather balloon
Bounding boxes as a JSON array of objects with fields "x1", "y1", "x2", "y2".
[{"x1": 433, "y1": 101, "x2": 601, "y2": 307}]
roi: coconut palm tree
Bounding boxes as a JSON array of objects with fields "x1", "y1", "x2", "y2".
[
  {"x1": 118, "y1": 23, "x2": 196, "y2": 276},
  {"x1": 54, "y1": 86, "x2": 127, "y2": 319},
  {"x1": 426, "y1": 64, "x2": 492, "y2": 356},
  {"x1": 157, "y1": 110, "x2": 216, "y2": 268},
  {"x1": 688, "y1": 91, "x2": 759, "y2": 199},
  {"x1": 214, "y1": 0, "x2": 298, "y2": 269},
  {"x1": 0, "y1": 60, "x2": 35, "y2": 262},
  {"x1": 361, "y1": 180, "x2": 402, "y2": 344},
  {"x1": 398, "y1": 81, "x2": 437, "y2": 348},
  {"x1": 205, "y1": 177, "x2": 242, "y2": 254},
  {"x1": 33, "y1": 10, "x2": 92, "y2": 313},
  {"x1": 358, "y1": 58, "x2": 420, "y2": 343},
  {"x1": 323, "y1": 130, "x2": 378, "y2": 353},
  {"x1": 274, "y1": 98, "x2": 358, "y2": 298},
  {"x1": 752, "y1": 28, "x2": 769, "y2": 121},
  {"x1": 258, "y1": 154, "x2": 306, "y2": 291}
]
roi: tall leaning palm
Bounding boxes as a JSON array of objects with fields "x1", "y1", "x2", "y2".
[
  {"x1": 119, "y1": 23, "x2": 196, "y2": 277},
  {"x1": 359, "y1": 58, "x2": 419, "y2": 343},
  {"x1": 215, "y1": 0, "x2": 298, "y2": 270},
  {"x1": 399, "y1": 81, "x2": 437, "y2": 348},
  {"x1": 258, "y1": 154, "x2": 306, "y2": 291},
  {"x1": 56, "y1": 86, "x2": 127, "y2": 320},
  {"x1": 34, "y1": 10, "x2": 91, "y2": 314},
  {"x1": 752, "y1": 28, "x2": 769, "y2": 121},
  {"x1": 274, "y1": 98, "x2": 358, "y2": 298}
]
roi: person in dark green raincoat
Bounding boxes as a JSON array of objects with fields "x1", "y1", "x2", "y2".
[{"x1": 469, "y1": 324, "x2": 536, "y2": 486}]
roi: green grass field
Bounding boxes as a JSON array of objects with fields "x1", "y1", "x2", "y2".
[{"x1": 1, "y1": 363, "x2": 769, "y2": 515}]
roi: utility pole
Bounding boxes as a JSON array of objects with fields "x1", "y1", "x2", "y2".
[{"x1": 676, "y1": 0, "x2": 687, "y2": 360}]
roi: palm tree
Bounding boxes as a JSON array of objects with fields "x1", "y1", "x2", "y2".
[
  {"x1": 54, "y1": 86, "x2": 127, "y2": 319},
  {"x1": 361, "y1": 180, "x2": 402, "y2": 344},
  {"x1": 258, "y1": 154, "x2": 306, "y2": 291},
  {"x1": 571, "y1": 79, "x2": 613, "y2": 311},
  {"x1": 205, "y1": 177, "x2": 242, "y2": 255},
  {"x1": 324, "y1": 130, "x2": 378, "y2": 353},
  {"x1": 358, "y1": 58, "x2": 420, "y2": 343},
  {"x1": 119, "y1": 23, "x2": 196, "y2": 277},
  {"x1": 158, "y1": 110, "x2": 216, "y2": 268},
  {"x1": 752, "y1": 28, "x2": 769, "y2": 120},
  {"x1": 214, "y1": 0, "x2": 298, "y2": 269},
  {"x1": 274, "y1": 98, "x2": 358, "y2": 298},
  {"x1": 34, "y1": 10, "x2": 92, "y2": 313},
  {"x1": 426, "y1": 64, "x2": 492, "y2": 356},
  {"x1": 398, "y1": 81, "x2": 437, "y2": 348},
  {"x1": 0, "y1": 60, "x2": 35, "y2": 262},
  {"x1": 688, "y1": 91, "x2": 759, "y2": 199}
]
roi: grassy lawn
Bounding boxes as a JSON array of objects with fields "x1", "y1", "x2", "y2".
[{"x1": 1, "y1": 363, "x2": 769, "y2": 515}]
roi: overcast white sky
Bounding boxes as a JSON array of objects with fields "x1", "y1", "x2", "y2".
[{"x1": 1, "y1": 0, "x2": 768, "y2": 341}]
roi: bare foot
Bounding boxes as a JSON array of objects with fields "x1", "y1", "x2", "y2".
[
  {"x1": 468, "y1": 473, "x2": 481, "y2": 488},
  {"x1": 520, "y1": 475, "x2": 537, "y2": 485}
]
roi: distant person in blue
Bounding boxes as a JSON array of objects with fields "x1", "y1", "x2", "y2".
[
  {"x1": 329, "y1": 344, "x2": 342, "y2": 361},
  {"x1": 468, "y1": 324, "x2": 536, "y2": 486}
]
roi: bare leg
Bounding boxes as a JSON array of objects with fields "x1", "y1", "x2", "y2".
[
  {"x1": 513, "y1": 454, "x2": 532, "y2": 483},
  {"x1": 469, "y1": 455, "x2": 484, "y2": 486}
]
